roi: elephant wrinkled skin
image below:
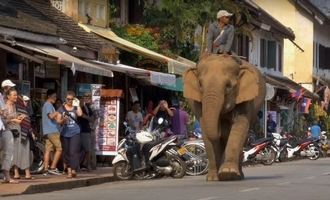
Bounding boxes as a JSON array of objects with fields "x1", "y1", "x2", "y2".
[{"x1": 183, "y1": 54, "x2": 266, "y2": 181}]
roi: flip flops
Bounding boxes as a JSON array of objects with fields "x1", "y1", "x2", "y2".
[{"x1": 2, "y1": 179, "x2": 19, "y2": 184}]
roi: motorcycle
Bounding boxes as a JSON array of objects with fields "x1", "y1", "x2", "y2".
[
  {"x1": 243, "y1": 137, "x2": 277, "y2": 165},
  {"x1": 284, "y1": 137, "x2": 320, "y2": 160},
  {"x1": 182, "y1": 138, "x2": 208, "y2": 176},
  {"x1": 112, "y1": 118, "x2": 186, "y2": 180}
]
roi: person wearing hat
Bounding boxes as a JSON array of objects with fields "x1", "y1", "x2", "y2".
[
  {"x1": 0, "y1": 79, "x2": 17, "y2": 183},
  {"x1": 206, "y1": 10, "x2": 234, "y2": 55}
]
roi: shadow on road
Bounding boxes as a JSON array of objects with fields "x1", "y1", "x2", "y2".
[{"x1": 245, "y1": 175, "x2": 283, "y2": 180}]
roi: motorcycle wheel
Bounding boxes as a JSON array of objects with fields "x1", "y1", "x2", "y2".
[
  {"x1": 30, "y1": 141, "x2": 45, "y2": 174},
  {"x1": 183, "y1": 143, "x2": 209, "y2": 176},
  {"x1": 169, "y1": 155, "x2": 186, "y2": 179},
  {"x1": 113, "y1": 161, "x2": 133, "y2": 180},
  {"x1": 308, "y1": 145, "x2": 320, "y2": 160},
  {"x1": 261, "y1": 146, "x2": 276, "y2": 165}
]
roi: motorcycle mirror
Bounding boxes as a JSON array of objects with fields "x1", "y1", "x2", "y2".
[{"x1": 157, "y1": 118, "x2": 164, "y2": 125}]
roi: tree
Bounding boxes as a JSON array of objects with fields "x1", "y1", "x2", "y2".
[{"x1": 144, "y1": 0, "x2": 252, "y2": 60}]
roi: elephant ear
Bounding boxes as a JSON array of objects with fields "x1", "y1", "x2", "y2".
[
  {"x1": 183, "y1": 69, "x2": 202, "y2": 102},
  {"x1": 236, "y1": 64, "x2": 260, "y2": 104}
]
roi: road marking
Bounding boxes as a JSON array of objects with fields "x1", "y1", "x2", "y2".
[
  {"x1": 240, "y1": 187, "x2": 260, "y2": 192},
  {"x1": 304, "y1": 176, "x2": 315, "y2": 179},
  {"x1": 276, "y1": 181, "x2": 290, "y2": 185},
  {"x1": 196, "y1": 196, "x2": 219, "y2": 200}
]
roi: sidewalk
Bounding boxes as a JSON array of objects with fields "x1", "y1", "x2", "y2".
[{"x1": 0, "y1": 167, "x2": 114, "y2": 197}]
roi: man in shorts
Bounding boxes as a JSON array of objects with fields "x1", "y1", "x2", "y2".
[{"x1": 42, "y1": 89, "x2": 65, "y2": 175}]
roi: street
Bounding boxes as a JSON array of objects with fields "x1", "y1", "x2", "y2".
[{"x1": 3, "y1": 158, "x2": 330, "y2": 200}]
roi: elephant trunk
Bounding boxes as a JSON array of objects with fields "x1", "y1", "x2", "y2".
[{"x1": 202, "y1": 92, "x2": 224, "y2": 141}]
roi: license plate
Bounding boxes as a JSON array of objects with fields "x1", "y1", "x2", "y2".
[{"x1": 177, "y1": 147, "x2": 188, "y2": 156}]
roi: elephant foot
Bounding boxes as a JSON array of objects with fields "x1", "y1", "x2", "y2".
[
  {"x1": 206, "y1": 170, "x2": 219, "y2": 181},
  {"x1": 218, "y1": 162, "x2": 244, "y2": 181}
]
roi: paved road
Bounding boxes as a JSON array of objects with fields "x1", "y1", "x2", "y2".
[{"x1": 3, "y1": 158, "x2": 330, "y2": 200}]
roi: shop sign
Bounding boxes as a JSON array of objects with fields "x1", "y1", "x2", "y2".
[{"x1": 94, "y1": 88, "x2": 121, "y2": 156}]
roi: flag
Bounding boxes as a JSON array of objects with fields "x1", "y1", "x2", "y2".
[
  {"x1": 300, "y1": 98, "x2": 312, "y2": 113},
  {"x1": 291, "y1": 88, "x2": 304, "y2": 101}
]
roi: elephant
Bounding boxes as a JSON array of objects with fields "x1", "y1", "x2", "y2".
[{"x1": 183, "y1": 54, "x2": 266, "y2": 181}]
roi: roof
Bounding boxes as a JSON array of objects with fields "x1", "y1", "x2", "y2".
[
  {"x1": 309, "y1": 0, "x2": 330, "y2": 18},
  {"x1": 265, "y1": 73, "x2": 319, "y2": 99},
  {"x1": 79, "y1": 23, "x2": 195, "y2": 75},
  {"x1": 0, "y1": 0, "x2": 109, "y2": 51},
  {"x1": 296, "y1": 0, "x2": 330, "y2": 25}
]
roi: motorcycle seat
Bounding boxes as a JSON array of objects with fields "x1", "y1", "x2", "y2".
[
  {"x1": 296, "y1": 138, "x2": 313, "y2": 145},
  {"x1": 250, "y1": 137, "x2": 272, "y2": 146}
]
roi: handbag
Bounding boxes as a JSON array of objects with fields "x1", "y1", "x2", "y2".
[{"x1": 11, "y1": 129, "x2": 20, "y2": 138}]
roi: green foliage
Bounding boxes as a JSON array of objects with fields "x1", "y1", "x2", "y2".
[
  {"x1": 143, "y1": 0, "x2": 252, "y2": 60},
  {"x1": 111, "y1": 25, "x2": 160, "y2": 52}
]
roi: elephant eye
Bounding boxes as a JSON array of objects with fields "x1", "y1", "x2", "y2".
[{"x1": 225, "y1": 81, "x2": 236, "y2": 94}]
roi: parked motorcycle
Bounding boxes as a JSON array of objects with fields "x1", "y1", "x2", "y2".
[
  {"x1": 243, "y1": 137, "x2": 276, "y2": 165},
  {"x1": 182, "y1": 139, "x2": 208, "y2": 176},
  {"x1": 112, "y1": 118, "x2": 186, "y2": 180}
]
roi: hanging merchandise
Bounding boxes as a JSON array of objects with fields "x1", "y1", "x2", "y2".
[
  {"x1": 324, "y1": 86, "x2": 330, "y2": 111},
  {"x1": 290, "y1": 88, "x2": 304, "y2": 102},
  {"x1": 71, "y1": 62, "x2": 76, "y2": 75},
  {"x1": 314, "y1": 103, "x2": 326, "y2": 117}
]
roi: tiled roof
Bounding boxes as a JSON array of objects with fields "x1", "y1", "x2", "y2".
[{"x1": 0, "y1": 0, "x2": 109, "y2": 51}]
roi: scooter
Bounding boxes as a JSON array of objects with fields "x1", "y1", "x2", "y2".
[
  {"x1": 112, "y1": 118, "x2": 186, "y2": 180},
  {"x1": 284, "y1": 137, "x2": 320, "y2": 160},
  {"x1": 243, "y1": 137, "x2": 277, "y2": 165}
]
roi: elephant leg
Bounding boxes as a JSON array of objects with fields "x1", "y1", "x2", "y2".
[
  {"x1": 218, "y1": 119, "x2": 230, "y2": 165},
  {"x1": 203, "y1": 136, "x2": 221, "y2": 181},
  {"x1": 218, "y1": 114, "x2": 249, "y2": 181}
]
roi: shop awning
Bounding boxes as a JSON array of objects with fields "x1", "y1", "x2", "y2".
[
  {"x1": 0, "y1": 42, "x2": 44, "y2": 64},
  {"x1": 79, "y1": 23, "x2": 196, "y2": 75},
  {"x1": 16, "y1": 42, "x2": 114, "y2": 77},
  {"x1": 265, "y1": 73, "x2": 319, "y2": 99},
  {"x1": 90, "y1": 60, "x2": 176, "y2": 87}
]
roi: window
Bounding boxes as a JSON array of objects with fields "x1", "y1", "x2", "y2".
[
  {"x1": 319, "y1": 44, "x2": 326, "y2": 69},
  {"x1": 260, "y1": 39, "x2": 266, "y2": 68},
  {"x1": 314, "y1": 42, "x2": 330, "y2": 70},
  {"x1": 259, "y1": 38, "x2": 281, "y2": 71},
  {"x1": 51, "y1": 0, "x2": 63, "y2": 11},
  {"x1": 78, "y1": 0, "x2": 85, "y2": 16},
  {"x1": 96, "y1": 4, "x2": 106, "y2": 20},
  {"x1": 110, "y1": 0, "x2": 121, "y2": 18},
  {"x1": 234, "y1": 34, "x2": 250, "y2": 61},
  {"x1": 267, "y1": 40, "x2": 276, "y2": 70},
  {"x1": 278, "y1": 44, "x2": 282, "y2": 72}
]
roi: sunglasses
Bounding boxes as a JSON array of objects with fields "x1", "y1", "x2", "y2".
[{"x1": 66, "y1": 98, "x2": 74, "y2": 101}]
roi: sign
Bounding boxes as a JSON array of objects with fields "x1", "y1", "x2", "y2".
[
  {"x1": 95, "y1": 97, "x2": 120, "y2": 156},
  {"x1": 93, "y1": 87, "x2": 122, "y2": 156}
]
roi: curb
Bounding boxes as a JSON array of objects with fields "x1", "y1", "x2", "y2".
[{"x1": 2, "y1": 176, "x2": 117, "y2": 197}]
